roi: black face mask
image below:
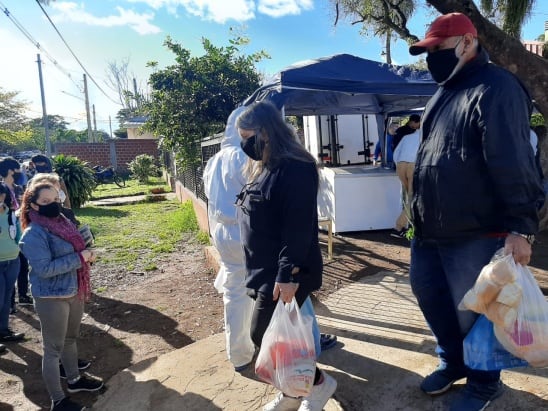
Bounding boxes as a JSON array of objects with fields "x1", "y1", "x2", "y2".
[
  {"x1": 37, "y1": 202, "x2": 62, "y2": 218},
  {"x1": 240, "y1": 135, "x2": 265, "y2": 161},
  {"x1": 35, "y1": 163, "x2": 52, "y2": 173},
  {"x1": 426, "y1": 46, "x2": 461, "y2": 84},
  {"x1": 13, "y1": 171, "x2": 23, "y2": 185}
]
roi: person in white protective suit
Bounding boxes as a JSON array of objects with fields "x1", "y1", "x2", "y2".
[
  {"x1": 203, "y1": 106, "x2": 256, "y2": 371},
  {"x1": 204, "y1": 107, "x2": 338, "y2": 372}
]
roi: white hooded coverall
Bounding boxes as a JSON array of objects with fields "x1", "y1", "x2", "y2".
[{"x1": 203, "y1": 106, "x2": 256, "y2": 368}]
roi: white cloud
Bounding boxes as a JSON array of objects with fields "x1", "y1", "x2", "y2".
[
  {"x1": 126, "y1": 0, "x2": 313, "y2": 23},
  {"x1": 180, "y1": 0, "x2": 256, "y2": 23},
  {"x1": 125, "y1": 0, "x2": 255, "y2": 22},
  {"x1": 257, "y1": 0, "x2": 313, "y2": 18},
  {"x1": 50, "y1": 2, "x2": 162, "y2": 35}
]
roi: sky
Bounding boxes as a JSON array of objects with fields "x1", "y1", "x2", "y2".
[{"x1": 0, "y1": 0, "x2": 547, "y2": 133}]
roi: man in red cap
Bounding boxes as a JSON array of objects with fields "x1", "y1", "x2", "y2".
[{"x1": 407, "y1": 12, "x2": 543, "y2": 411}]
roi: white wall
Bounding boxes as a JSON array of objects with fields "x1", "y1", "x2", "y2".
[{"x1": 127, "y1": 127, "x2": 157, "y2": 139}]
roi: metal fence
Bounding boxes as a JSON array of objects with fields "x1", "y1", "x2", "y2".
[{"x1": 170, "y1": 135, "x2": 223, "y2": 202}]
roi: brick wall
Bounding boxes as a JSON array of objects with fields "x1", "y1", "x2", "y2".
[
  {"x1": 114, "y1": 139, "x2": 159, "y2": 170},
  {"x1": 54, "y1": 139, "x2": 159, "y2": 171}
]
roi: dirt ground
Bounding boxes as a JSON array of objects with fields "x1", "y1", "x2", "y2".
[{"x1": 1, "y1": 228, "x2": 548, "y2": 411}]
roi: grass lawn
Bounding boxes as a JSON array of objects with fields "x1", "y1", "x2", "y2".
[
  {"x1": 77, "y1": 200, "x2": 209, "y2": 272},
  {"x1": 91, "y1": 176, "x2": 172, "y2": 200}
]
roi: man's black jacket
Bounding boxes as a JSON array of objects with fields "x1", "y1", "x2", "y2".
[{"x1": 411, "y1": 47, "x2": 544, "y2": 240}]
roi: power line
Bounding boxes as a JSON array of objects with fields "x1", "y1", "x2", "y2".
[
  {"x1": 0, "y1": 0, "x2": 83, "y2": 92},
  {"x1": 34, "y1": 0, "x2": 121, "y2": 106}
]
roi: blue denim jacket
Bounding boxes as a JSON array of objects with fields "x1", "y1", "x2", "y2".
[{"x1": 19, "y1": 223, "x2": 82, "y2": 298}]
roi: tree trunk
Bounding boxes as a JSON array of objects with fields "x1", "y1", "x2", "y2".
[
  {"x1": 426, "y1": 1, "x2": 548, "y2": 117},
  {"x1": 427, "y1": 0, "x2": 548, "y2": 230},
  {"x1": 385, "y1": 31, "x2": 392, "y2": 64}
]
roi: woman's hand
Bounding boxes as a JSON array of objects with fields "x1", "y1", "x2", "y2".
[
  {"x1": 273, "y1": 281, "x2": 299, "y2": 304},
  {"x1": 81, "y1": 249, "x2": 97, "y2": 263}
]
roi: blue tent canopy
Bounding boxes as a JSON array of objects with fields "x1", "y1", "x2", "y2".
[{"x1": 244, "y1": 54, "x2": 437, "y2": 116}]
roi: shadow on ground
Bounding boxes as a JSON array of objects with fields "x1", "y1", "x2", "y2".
[{"x1": 86, "y1": 294, "x2": 193, "y2": 349}]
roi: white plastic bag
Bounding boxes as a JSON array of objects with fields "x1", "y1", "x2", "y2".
[
  {"x1": 493, "y1": 263, "x2": 548, "y2": 367},
  {"x1": 255, "y1": 298, "x2": 316, "y2": 397}
]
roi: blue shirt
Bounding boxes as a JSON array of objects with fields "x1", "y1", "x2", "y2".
[{"x1": 374, "y1": 133, "x2": 394, "y2": 164}]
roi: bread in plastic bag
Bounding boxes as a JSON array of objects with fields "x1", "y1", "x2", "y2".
[
  {"x1": 493, "y1": 263, "x2": 548, "y2": 367},
  {"x1": 496, "y1": 282, "x2": 522, "y2": 307},
  {"x1": 485, "y1": 302, "x2": 518, "y2": 330},
  {"x1": 458, "y1": 252, "x2": 516, "y2": 314},
  {"x1": 255, "y1": 298, "x2": 316, "y2": 397}
]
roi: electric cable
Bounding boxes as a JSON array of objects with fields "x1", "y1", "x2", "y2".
[
  {"x1": 0, "y1": 0, "x2": 83, "y2": 92},
  {"x1": 34, "y1": 0, "x2": 121, "y2": 105}
]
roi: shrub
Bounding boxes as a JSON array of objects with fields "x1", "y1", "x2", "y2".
[
  {"x1": 128, "y1": 154, "x2": 158, "y2": 184},
  {"x1": 531, "y1": 113, "x2": 545, "y2": 127},
  {"x1": 53, "y1": 154, "x2": 96, "y2": 208}
]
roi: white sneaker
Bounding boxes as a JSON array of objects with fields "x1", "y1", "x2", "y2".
[
  {"x1": 263, "y1": 391, "x2": 302, "y2": 411},
  {"x1": 298, "y1": 372, "x2": 337, "y2": 411}
]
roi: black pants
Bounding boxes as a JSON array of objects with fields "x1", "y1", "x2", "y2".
[
  {"x1": 11, "y1": 253, "x2": 29, "y2": 305},
  {"x1": 249, "y1": 287, "x2": 310, "y2": 348},
  {"x1": 249, "y1": 287, "x2": 322, "y2": 385}
]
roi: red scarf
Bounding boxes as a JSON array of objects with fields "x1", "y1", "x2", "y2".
[
  {"x1": 29, "y1": 210, "x2": 91, "y2": 301},
  {"x1": 7, "y1": 185, "x2": 19, "y2": 210}
]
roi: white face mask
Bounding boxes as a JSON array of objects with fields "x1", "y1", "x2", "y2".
[{"x1": 58, "y1": 190, "x2": 66, "y2": 204}]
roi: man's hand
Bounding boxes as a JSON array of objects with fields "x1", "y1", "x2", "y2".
[
  {"x1": 504, "y1": 234, "x2": 532, "y2": 266},
  {"x1": 273, "y1": 282, "x2": 299, "y2": 303}
]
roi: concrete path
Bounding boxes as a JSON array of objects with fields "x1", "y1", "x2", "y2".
[
  {"x1": 89, "y1": 192, "x2": 176, "y2": 206},
  {"x1": 92, "y1": 271, "x2": 548, "y2": 411}
]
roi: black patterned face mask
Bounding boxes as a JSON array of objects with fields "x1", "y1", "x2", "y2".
[{"x1": 240, "y1": 135, "x2": 265, "y2": 161}]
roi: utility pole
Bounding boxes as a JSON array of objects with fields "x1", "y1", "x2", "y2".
[
  {"x1": 92, "y1": 104, "x2": 98, "y2": 143},
  {"x1": 36, "y1": 54, "x2": 51, "y2": 155},
  {"x1": 109, "y1": 115, "x2": 113, "y2": 138},
  {"x1": 83, "y1": 74, "x2": 93, "y2": 142},
  {"x1": 92, "y1": 104, "x2": 97, "y2": 131}
]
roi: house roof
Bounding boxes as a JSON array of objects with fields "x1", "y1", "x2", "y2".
[{"x1": 123, "y1": 115, "x2": 148, "y2": 128}]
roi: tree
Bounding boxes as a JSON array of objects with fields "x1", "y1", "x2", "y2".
[
  {"x1": 104, "y1": 58, "x2": 149, "y2": 125},
  {"x1": 144, "y1": 35, "x2": 265, "y2": 167},
  {"x1": 27, "y1": 115, "x2": 95, "y2": 146},
  {"x1": 0, "y1": 88, "x2": 29, "y2": 131},
  {"x1": 0, "y1": 127, "x2": 42, "y2": 152},
  {"x1": 479, "y1": 0, "x2": 535, "y2": 38},
  {"x1": 331, "y1": 0, "x2": 416, "y2": 64},
  {"x1": 28, "y1": 114, "x2": 69, "y2": 132},
  {"x1": 331, "y1": 1, "x2": 547, "y2": 121}
]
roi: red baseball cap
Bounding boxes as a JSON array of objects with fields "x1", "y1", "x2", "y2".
[{"x1": 409, "y1": 13, "x2": 477, "y2": 56}]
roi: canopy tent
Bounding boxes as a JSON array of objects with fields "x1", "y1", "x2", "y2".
[
  {"x1": 236, "y1": 55, "x2": 439, "y2": 232},
  {"x1": 243, "y1": 53, "x2": 437, "y2": 116}
]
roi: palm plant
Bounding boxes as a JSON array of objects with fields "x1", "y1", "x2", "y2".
[{"x1": 53, "y1": 154, "x2": 96, "y2": 208}]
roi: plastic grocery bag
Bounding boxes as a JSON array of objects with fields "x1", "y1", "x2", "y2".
[
  {"x1": 300, "y1": 296, "x2": 321, "y2": 358},
  {"x1": 464, "y1": 315, "x2": 528, "y2": 370},
  {"x1": 493, "y1": 263, "x2": 548, "y2": 367},
  {"x1": 255, "y1": 298, "x2": 316, "y2": 397}
]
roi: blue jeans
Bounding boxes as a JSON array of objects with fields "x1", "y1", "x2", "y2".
[
  {"x1": 410, "y1": 236, "x2": 504, "y2": 384},
  {"x1": 0, "y1": 258, "x2": 20, "y2": 333}
]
